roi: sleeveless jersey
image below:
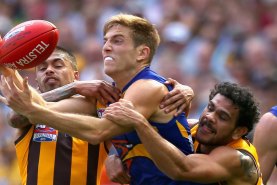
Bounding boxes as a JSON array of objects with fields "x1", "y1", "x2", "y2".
[
  {"x1": 97, "y1": 67, "x2": 200, "y2": 185},
  {"x1": 191, "y1": 125, "x2": 263, "y2": 185},
  {"x1": 270, "y1": 106, "x2": 277, "y2": 117},
  {"x1": 15, "y1": 124, "x2": 107, "y2": 185}
]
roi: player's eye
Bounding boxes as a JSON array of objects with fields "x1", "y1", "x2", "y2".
[
  {"x1": 54, "y1": 65, "x2": 63, "y2": 68},
  {"x1": 113, "y1": 38, "x2": 123, "y2": 44},
  {"x1": 38, "y1": 66, "x2": 47, "y2": 71}
]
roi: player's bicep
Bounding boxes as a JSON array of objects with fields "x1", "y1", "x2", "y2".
[
  {"x1": 180, "y1": 153, "x2": 231, "y2": 183},
  {"x1": 123, "y1": 80, "x2": 167, "y2": 118}
]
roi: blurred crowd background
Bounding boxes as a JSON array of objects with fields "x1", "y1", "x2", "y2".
[{"x1": 0, "y1": 0, "x2": 276, "y2": 184}]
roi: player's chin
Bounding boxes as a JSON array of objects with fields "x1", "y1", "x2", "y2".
[
  {"x1": 104, "y1": 67, "x2": 116, "y2": 76},
  {"x1": 44, "y1": 83, "x2": 60, "y2": 91}
]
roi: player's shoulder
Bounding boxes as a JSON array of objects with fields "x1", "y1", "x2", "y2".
[
  {"x1": 124, "y1": 79, "x2": 167, "y2": 103},
  {"x1": 255, "y1": 112, "x2": 277, "y2": 132},
  {"x1": 127, "y1": 79, "x2": 167, "y2": 96},
  {"x1": 130, "y1": 79, "x2": 167, "y2": 91},
  {"x1": 210, "y1": 145, "x2": 255, "y2": 170}
]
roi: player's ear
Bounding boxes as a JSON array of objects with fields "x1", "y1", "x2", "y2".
[
  {"x1": 232, "y1": 126, "x2": 248, "y2": 140},
  {"x1": 74, "y1": 71, "x2": 80, "y2": 80},
  {"x1": 136, "y1": 45, "x2": 150, "y2": 62}
]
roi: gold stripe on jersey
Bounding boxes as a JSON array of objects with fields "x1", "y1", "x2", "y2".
[
  {"x1": 37, "y1": 135, "x2": 57, "y2": 185},
  {"x1": 122, "y1": 144, "x2": 152, "y2": 162},
  {"x1": 71, "y1": 138, "x2": 88, "y2": 185},
  {"x1": 176, "y1": 120, "x2": 189, "y2": 138},
  {"x1": 190, "y1": 124, "x2": 199, "y2": 152}
]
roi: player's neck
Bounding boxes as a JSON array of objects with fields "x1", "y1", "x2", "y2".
[{"x1": 112, "y1": 65, "x2": 149, "y2": 90}]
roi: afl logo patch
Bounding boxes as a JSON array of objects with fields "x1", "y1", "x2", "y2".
[
  {"x1": 33, "y1": 124, "x2": 58, "y2": 142},
  {"x1": 97, "y1": 108, "x2": 105, "y2": 118}
]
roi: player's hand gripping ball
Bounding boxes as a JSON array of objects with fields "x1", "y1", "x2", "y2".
[{"x1": 0, "y1": 20, "x2": 59, "y2": 69}]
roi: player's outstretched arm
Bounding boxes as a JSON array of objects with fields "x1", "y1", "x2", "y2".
[
  {"x1": 42, "y1": 80, "x2": 121, "y2": 104},
  {"x1": 0, "y1": 74, "x2": 130, "y2": 144}
]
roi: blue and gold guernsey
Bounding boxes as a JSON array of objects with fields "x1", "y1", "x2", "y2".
[
  {"x1": 270, "y1": 106, "x2": 277, "y2": 117},
  {"x1": 97, "y1": 67, "x2": 200, "y2": 185}
]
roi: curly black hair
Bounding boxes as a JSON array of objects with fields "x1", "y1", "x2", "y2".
[{"x1": 209, "y1": 82, "x2": 260, "y2": 135}]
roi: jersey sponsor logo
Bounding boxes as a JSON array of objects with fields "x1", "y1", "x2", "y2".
[{"x1": 33, "y1": 124, "x2": 58, "y2": 142}]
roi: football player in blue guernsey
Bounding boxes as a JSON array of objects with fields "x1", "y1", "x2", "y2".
[
  {"x1": 254, "y1": 105, "x2": 277, "y2": 184},
  {"x1": 103, "y1": 82, "x2": 263, "y2": 185},
  {"x1": 0, "y1": 14, "x2": 199, "y2": 185}
]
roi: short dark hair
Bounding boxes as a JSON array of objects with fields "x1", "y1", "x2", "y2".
[
  {"x1": 209, "y1": 82, "x2": 260, "y2": 134},
  {"x1": 55, "y1": 46, "x2": 78, "y2": 70}
]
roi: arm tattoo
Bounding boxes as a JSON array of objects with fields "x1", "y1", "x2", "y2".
[
  {"x1": 42, "y1": 82, "x2": 76, "y2": 102},
  {"x1": 238, "y1": 150, "x2": 257, "y2": 178}
]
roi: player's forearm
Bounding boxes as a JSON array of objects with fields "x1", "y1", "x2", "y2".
[
  {"x1": 134, "y1": 118, "x2": 191, "y2": 180},
  {"x1": 26, "y1": 103, "x2": 111, "y2": 144},
  {"x1": 42, "y1": 82, "x2": 77, "y2": 102},
  {"x1": 8, "y1": 83, "x2": 76, "y2": 127}
]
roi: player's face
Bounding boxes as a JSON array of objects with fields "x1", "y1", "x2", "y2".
[
  {"x1": 35, "y1": 51, "x2": 78, "y2": 92},
  {"x1": 102, "y1": 24, "x2": 139, "y2": 79},
  {"x1": 196, "y1": 94, "x2": 240, "y2": 146}
]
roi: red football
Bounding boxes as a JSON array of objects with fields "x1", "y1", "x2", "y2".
[{"x1": 0, "y1": 20, "x2": 59, "y2": 69}]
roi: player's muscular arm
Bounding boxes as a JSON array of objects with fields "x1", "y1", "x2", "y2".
[
  {"x1": 8, "y1": 79, "x2": 119, "y2": 128},
  {"x1": 25, "y1": 104, "x2": 132, "y2": 144},
  {"x1": 124, "y1": 79, "x2": 172, "y2": 121},
  {"x1": 43, "y1": 80, "x2": 121, "y2": 103},
  {"x1": 46, "y1": 96, "x2": 97, "y2": 115},
  {"x1": 8, "y1": 96, "x2": 96, "y2": 128},
  {"x1": 28, "y1": 80, "x2": 167, "y2": 142},
  {"x1": 8, "y1": 84, "x2": 92, "y2": 129},
  {"x1": 42, "y1": 83, "x2": 77, "y2": 102},
  {"x1": 8, "y1": 87, "x2": 71, "y2": 129},
  {"x1": 126, "y1": 111, "x2": 255, "y2": 183},
  {"x1": 253, "y1": 113, "x2": 277, "y2": 183},
  {"x1": 20, "y1": 80, "x2": 164, "y2": 143}
]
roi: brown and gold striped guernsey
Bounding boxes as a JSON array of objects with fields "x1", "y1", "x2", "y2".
[{"x1": 15, "y1": 125, "x2": 107, "y2": 185}]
